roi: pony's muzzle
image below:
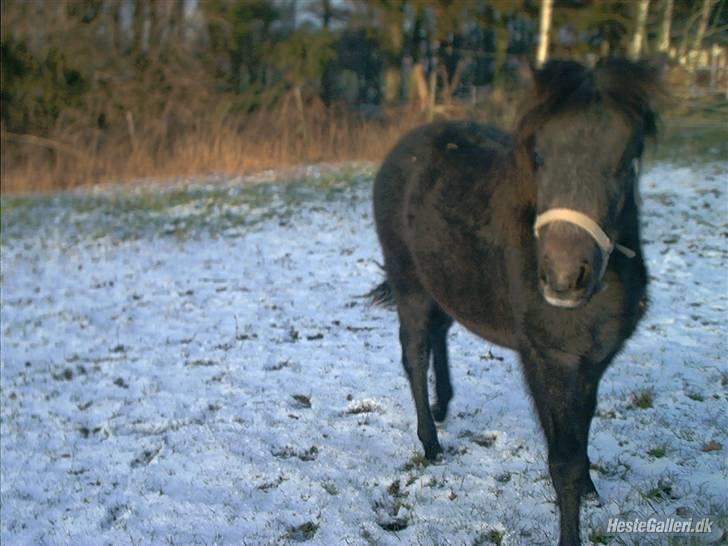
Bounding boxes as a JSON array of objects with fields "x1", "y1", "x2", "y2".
[{"x1": 537, "y1": 227, "x2": 603, "y2": 308}]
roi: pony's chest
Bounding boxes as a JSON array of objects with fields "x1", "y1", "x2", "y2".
[{"x1": 523, "y1": 267, "x2": 646, "y2": 362}]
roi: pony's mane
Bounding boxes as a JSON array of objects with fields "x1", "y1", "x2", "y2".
[{"x1": 515, "y1": 58, "x2": 664, "y2": 143}]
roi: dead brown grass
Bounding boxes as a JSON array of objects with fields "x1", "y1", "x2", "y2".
[{"x1": 1, "y1": 96, "x2": 519, "y2": 194}]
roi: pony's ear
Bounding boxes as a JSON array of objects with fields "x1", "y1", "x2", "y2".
[
  {"x1": 516, "y1": 57, "x2": 537, "y2": 89},
  {"x1": 531, "y1": 60, "x2": 590, "y2": 94},
  {"x1": 637, "y1": 55, "x2": 673, "y2": 114},
  {"x1": 595, "y1": 57, "x2": 671, "y2": 136}
]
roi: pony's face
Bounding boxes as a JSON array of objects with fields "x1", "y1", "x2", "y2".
[{"x1": 532, "y1": 109, "x2": 641, "y2": 308}]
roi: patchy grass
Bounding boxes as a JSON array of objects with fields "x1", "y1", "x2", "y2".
[
  {"x1": 588, "y1": 527, "x2": 610, "y2": 545},
  {"x1": 702, "y1": 441, "x2": 722, "y2": 453},
  {"x1": 648, "y1": 117, "x2": 728, "y2": 166},
  {"x1": 271, "y1": 445, "x2": 319, "y2": 462},
  {"x1": 292, "y1": 394, "x2": 312, "y2": 409},
  {"x1": 686, "y1": 390, "x2": 705, "y2": 402},
  {"x1": 373, "y1": 481, "x2": 412, "y2": 533},
  {"x1": 0, "y1": 164, "x2": 374, "y2": 242},
  {"x1": 629, "y1": 388, "x2": 655, "y2": 410},
  {"x1": 643, "y1": 479, "x2": 679, "y2": 502},
  {"x1": 321, "y1": 480, "x2": 338, "y2": 496},
  {"x1": 401, "y1": 451, "x2": 431, "y2": 472},
  {"x1": 471, "y1": 432, "x2": 498, "y2": 448},
  {"x1": 343, "y1": 399, "x2": 383, "y2": 415},
  {"x1": 257, "y1": 475, "x2": 286, "y2": 492},
  {"x1": 474, "y1": 528, "x2": 506, "y2": 546},
  {"x1": 285, "y1": 521, "x2": 319, "y2": 542},
  {"x1": 647, "y1": 445, "x2": 668, "y2": 459}
]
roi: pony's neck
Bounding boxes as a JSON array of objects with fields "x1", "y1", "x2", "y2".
[
  {"x1": 486, "y1": 146, "x2": 537, "y2": 245},
  {"x1": 510, "y1": 145, "x2": 538, "y2": 207},
  {"x1": 618, "y1": 188, "x2": 643, "y2": 256}
]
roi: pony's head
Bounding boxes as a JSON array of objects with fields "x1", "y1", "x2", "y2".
[{"x1": 516, "y1": 59, "x2": 663, "y2": 308}]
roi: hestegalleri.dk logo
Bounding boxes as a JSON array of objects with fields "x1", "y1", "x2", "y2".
[{"x1": 607, "y1": 517, "x2": 713, "y2": 534}]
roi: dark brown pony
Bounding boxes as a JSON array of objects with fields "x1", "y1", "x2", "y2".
[{"x1": 371, "y1": 59, "x2": 663, "y2": 546}]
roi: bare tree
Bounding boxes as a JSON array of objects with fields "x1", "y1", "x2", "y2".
[
  {"x1": 132, "y1": 0, "x2": 146, "y2": 57},
  {"x1": 628, "y1": 0, "x2": 651, "y2": 60},
  {"x1": 321, "y1": 0, "x2": 333, "y2": 29},
  {"x1": 149, "y1": 0, "x2": 160, "y2": 54},
  {"x1": 692, "y1": 0, "x2": 715, "y2": 54},
  {"x1": 536, "y1": 0, "x2": 553, "y2": 67},
  {"x1": 657, "y1": 0, "x2": 673, "y2": 53},
  {"x1": 111, "y1": 0, "x2": 123, "y2": 52},
  {"x1": 170, "y1": 0, "x2": 185, "y2": 44}
]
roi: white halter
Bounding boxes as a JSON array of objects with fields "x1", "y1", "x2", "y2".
[{"x1": 533, "y1": 208, "x2": 635, "y2": 280}]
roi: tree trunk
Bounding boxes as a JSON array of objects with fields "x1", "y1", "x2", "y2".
[
  {"x1": 321, "y1": 0, "x2": 332, "y2": 29},
  {"x1": 628, "y1": 0, "x2": 650, "y2": 60},
  {"x1": 688, "y1": 0, "x2": 715, "y2": 71},
  {"x1": 427, "y1": 68, "x2": 436, "y2": 121},
  {"x1": 411, "y1": 63, "x2": 429, "y2": 111},
  {"x1": 383, "y1": 2, "x2": 406, "y2": 103},
  {"x1": 536, "y1": 0, "x2": 553, "y2": 67},
  {"x1": 439, "y1": 58, "x2": 469, "y2": 105},
  {"x1": 410, "y1": 6, "x2": 425, "y2": 64},
  {"x1": 692, "y1": 0, "x2": 714, "y2": 54},
  {"x1": 132, "y1": 0, "x2": 145, "y2": 56},
  {"x1": 384, "y1": 67, "x2": 402, "y2": 104},
  {"x1": 171, "y1": 0, "x2": 185, "y2": 45},
  {"x1": 148, "y1": 0, "x2": 159, "y2": 55},
  {"x1": 493, "y1": 25, "x2": 509, "y2": 89},
  {"x1": 657, "y1": 0, "x2": 673, "y2": 53},
  {"x1": 111, "y1": 0, "x2": 123, "y2": 52}
]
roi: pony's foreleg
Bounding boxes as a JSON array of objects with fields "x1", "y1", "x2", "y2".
[
  {"x1": 520, "y1": 349, "x2": 600, "y2": 546},
  {"x1": 397, "y1": 295, "x2": 442, "y2": 460}
]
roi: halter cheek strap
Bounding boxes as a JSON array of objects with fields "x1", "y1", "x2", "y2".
[{"x1": 533, "y1": 208, "x2": 636, "y2": 279}]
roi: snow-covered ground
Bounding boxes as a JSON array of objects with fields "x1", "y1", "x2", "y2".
[{"x1": 1, "y1": 162, "x2": 726, "y2": 545}]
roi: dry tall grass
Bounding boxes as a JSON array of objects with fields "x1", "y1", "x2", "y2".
[
  {"x1": 1, "y1": 95, "x2": 519, "y2": 194},
  {"x1": 0, "y1": 105, "x2": 411, "y2": 193}
]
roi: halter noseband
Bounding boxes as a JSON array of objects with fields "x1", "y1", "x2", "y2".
[{"x1": 533, "y1": 208, "x2": 635, "y2": 279}]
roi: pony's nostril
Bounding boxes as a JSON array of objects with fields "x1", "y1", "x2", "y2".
[{"x1": 576, "y1": 263, "x2": 588, "y2": 288}]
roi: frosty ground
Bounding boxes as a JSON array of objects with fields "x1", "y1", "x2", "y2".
[{"x1": 1, "y1": 161, "x2": 726, "y2": 546}]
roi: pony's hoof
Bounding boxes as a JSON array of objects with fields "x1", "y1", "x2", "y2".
[
  {"x1": 423, "y1": 442, "x2": 443, "y2": 462},
  {"x1": 431, "y1": 402, "x2": 448, "y2": 423}
]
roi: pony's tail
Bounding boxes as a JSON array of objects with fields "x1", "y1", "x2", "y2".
[{"x1": 366, "y1": 280, "x2": 396, "y2": 309}]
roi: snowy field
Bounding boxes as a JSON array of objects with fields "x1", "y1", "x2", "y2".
[{"x1": 1, "y1": 161, "x2": 726, "y2": 545}]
